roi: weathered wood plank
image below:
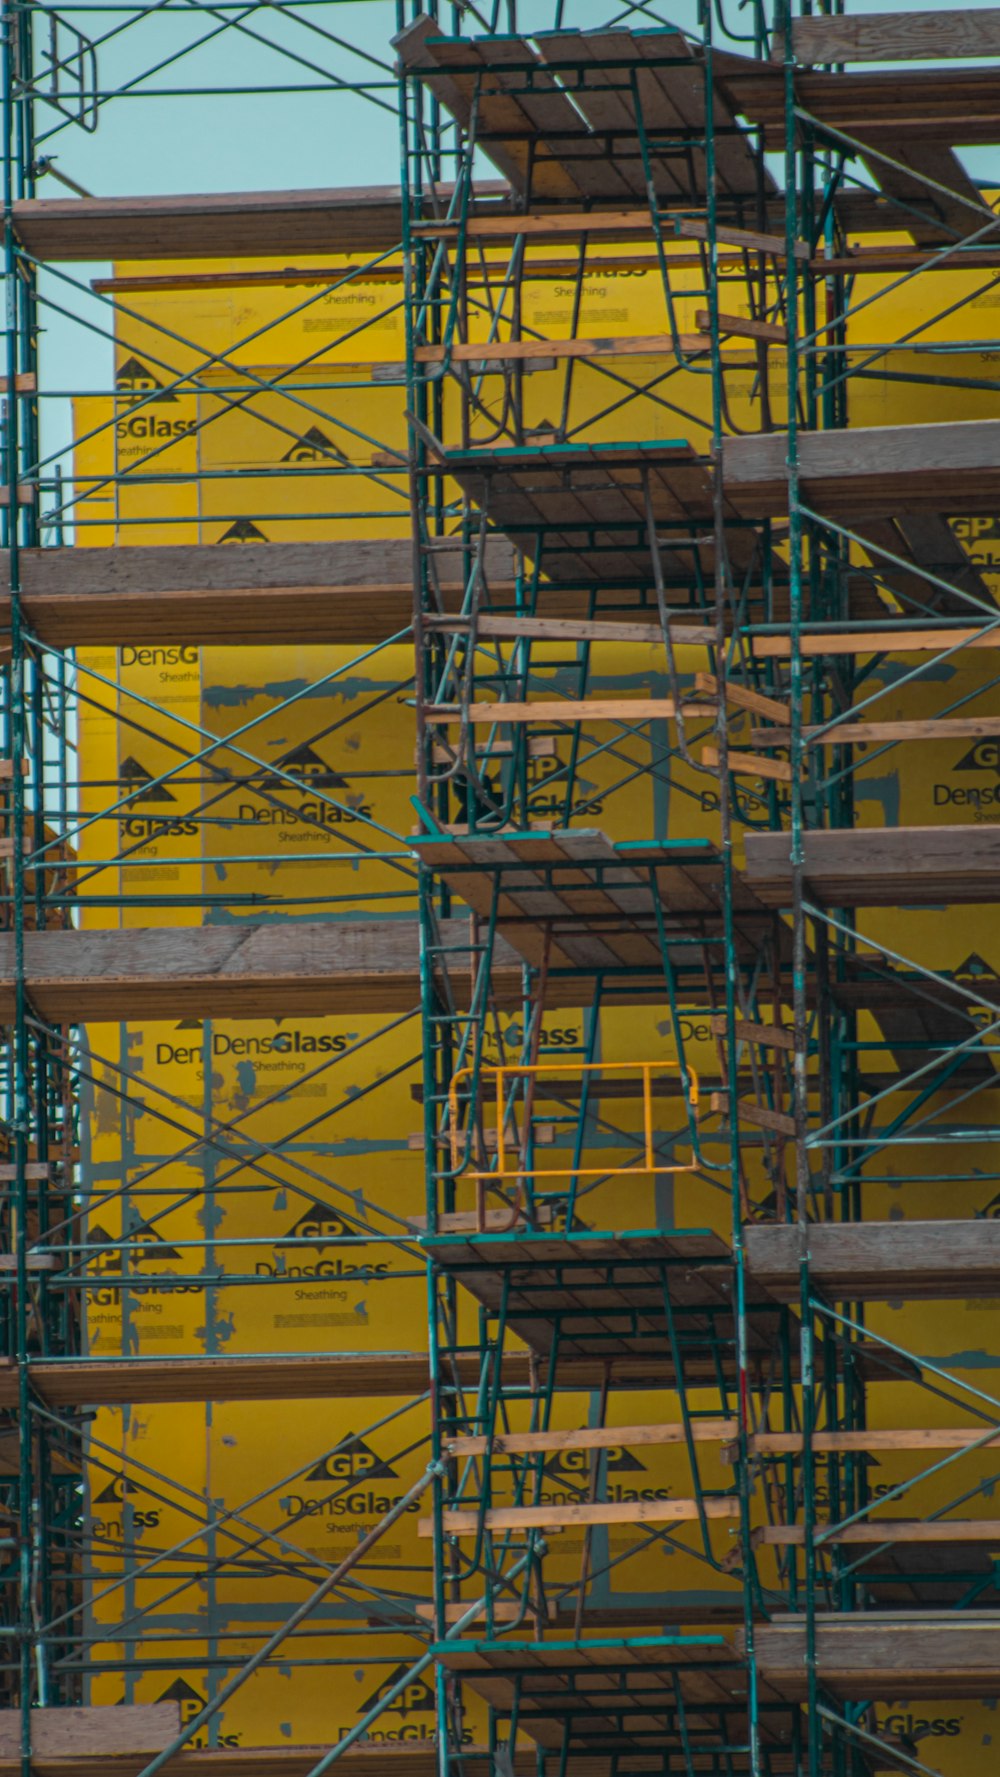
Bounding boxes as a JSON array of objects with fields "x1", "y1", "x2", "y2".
[
  {"x1": 788, "y1": 9, "x2": 1000, "y2": 66},
  {"x1": 475, "y1": 614, "x2": 715, "y2": 647},
  {"x1": 448, "y1": 1419, "x2": 736, "y2": 1458},
  {"x1": 696, "y1": 308, "x2": 786, "y2": 344},
  {"x1": 0, "y1": 540, "x2": 516, "y2": 646},
  {"x1": 745, "y1": 1219, "x2": 1000, "y2": 1301},
  {"x1": 0, "y1": 1705, "x2": 181, "y2": 1757},
  {"x1": 12, "y1": 188, "x2": 411, "y2": 261},
  {"x1": 752, "y1": 623, "x2": 1000, "y2": 659},
  {"x1": 433, "y1": 699, "x2": 715, "y2": 725},
  {"x1": 415, "y1": 332, "x2": 710, "y2": 364},
  {"x1": 677, "y1": 218, "x2": 810, "y2": 259},
  {"x1": 737, "y1": 1428, "x2": 1000, "y2": 1457},
  {"x1": 701, "y1": 746, "x2": 794, "y2": 783},
  {"x1": 695, "y1": 672, "x2": 789, "y2": 723},
  {"x1": 790, "y1": 714, "x2": 1000, "y2": 748},
  {"x1": 745, "y1": 824, "x2": 1000, "y2": 907},
  {"x1": 724, "y1": 420, "x2": 1000, "y2": 520},
  {"x1": 756, "y1": 1519, "x2": 1000, "y2": 1546},
  {"x1": 423, "y1": 1495, "x2": 739, "y2": 1534},
  {"x1": 710, "y1": 1015, "x2": 796, "y2": 1053},
  {"x1": 747, "y1": 1615, "x2": 1000, "y2": 1699},
  {"x1": 0, "y1": 921, "x2": 519, "y2": 1022}
]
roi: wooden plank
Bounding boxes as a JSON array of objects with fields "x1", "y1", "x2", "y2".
[
  {"x1": 746, "y1": 1219, "x2": 1000, "y2": 1300},
  {"x1": 711, "y1": 1094, "x2": 795, "y2": 1136},
  {"x1": 756, "y1": 1520, "x2": 1000, "y2": 1547},
  {"x1": 723, "y1": 419, "x2": 1000, "y2": 521},
  {"x1": 0, "y1": 1254, "x2": 57, "y2": 1272},
  {"x1": 0, "y1": 1752, "x2": 528, "y2": 1777},
  {"x1": 677, "y1": 218, "x2": 810, "y2": 259},
  {"x1": 695, "y1": 672, "x2": 789, "y2": 723},
  {"x1": 745, "y1": 824, "x2": 1000, "y2": 908},
  {"x1": 0, "y1": 539, "x2": 516, "y2": 647},
  {"x1": 701, "y1": 746, "x2": 794, "y2": 783},
  {"x1": 752, "y1": 624, "x2": 1000, "y2": 659},
  {"x1": 748, "y1": 1614, "x2": 1000, "y2": 1699},
  {"x1": 448, "y1": 1419, "x2": 737, "y2": 1458},
  {"x1": 433, "y1": 699, "x2": 715, "y2": 725},
  {"x1": 407, "y1": 1205, "x2": 556, "y2": 1234},
  {"x1": 414, "y1": 209, "x2": 652, "y2": 238},
  {"x1": 422, "y1": 1495, "x2": 739, "y2": 1535},
  {"x1": 789, "y1": 9, "x2": 1000, "y2": 66},
  {"x1": 710, "y1": 1015, "x2": 796, "y2": 1053},
  {"x1": 736, "y1": 1428, "x2": 1000, "y2": 1458},
  {"x1": 475, "y1": 614, "x2": 714, "y2": 647},
  {"x1": 12, "y1": 187, "x2": 413, "y2": 262},
  {"x1": 0, "y1": 485, "x2": 35, "y2": 507},
  {"x1": 415, "y1": 332, "x2": 709, "y2": 365},
  {"x1": 0, "y1": 373, "x2": 35, "y2": 395},
  {"x1": 0, "y1": 1705, "x2": 181, "y2": 1758},
  {"x1": 0, "y1": 920, "x2": 518, "y2": 1023},
  {"x1": 783, "y1": 714, "x2": 1000, "y2": 748},
  {"x1": 696, "y1": 308, "x2": 787, "y2": 344}
]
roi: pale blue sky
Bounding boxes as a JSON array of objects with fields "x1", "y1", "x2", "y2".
[{"x1": 24, "y1": 0, "x2": 1000, "y2": 514}]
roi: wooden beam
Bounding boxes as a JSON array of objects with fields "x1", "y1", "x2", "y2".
[
  {"x1": 1, "y1": 540, "x2": 516, "y2": 647},
  {"x1": 414, "y1": 210, "x2": 652, "y2": 239},
  {"x1": 748, "y1": 1614, "x2": 1000, "y2": 1699},
  {"x1": 415, "y1": 332, "x2": 711, "y2": 365},
  {"x1": 745, "y1": 824, "x2": 1000, "y2": 908},
  {"x1": 475, "y1": 614, "x2": 715, "y2": 647},
  {"x1": 734, "y1": 1428, "x2": 1000, "y2": 1458},
  {"x1": 432, "y1": 699, "x2": 716, "y2": 725},
  {"x1": 754, "y1": 1520, "x2": 1000, "y2": 1546},
  {"x1": 756, "y1": 714, "x2": 1000, "y2": 748},
  {"x1": 676, "y1": 218, "x2": 810, "y2": 260},
  {"x1": 711, "y1": 1095, "x2": 795, "y2": 1136},
  {"x1": 788, "y1": 8, "x2": 1000, "y2": 66},
  {"x1": 752, "y1": 624, "x2": 1000, "y2": 659},
  {"x1": 701, "y1": 746, "x2": 794, "y2": 783},
  {"x1": 695, "y1": 672, "x2": 789, "y2": 724},
  {"x1": 0, "y1": 373, "x2": 35, "y2": 395},
  {"x1": 422, "y1": 1496, "x2": 740, "y2": 1535},
  {"x1": 710, "y1": 1015, "x2": 796, "y2": 1053},
  {"x1": 447, "y1": 1419, "x2": 737, "y2": 1458},
  {"x1": 746, "y1": 1219, "x2": 1000, "y2": 1301},
  {"x1": 0, "y1": 1705, "x2": 181, "y2": 1757},
  {"x1": 11, "y1": 187, "x2": 414, "y2": 261},
  {"x1": 696, "y1": 309, "x2": 787, "y2": 344}
]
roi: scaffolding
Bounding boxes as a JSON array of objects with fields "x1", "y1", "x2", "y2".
[{"x1": 2, "y1": 0, "x2": 1000, "y2": 1775}]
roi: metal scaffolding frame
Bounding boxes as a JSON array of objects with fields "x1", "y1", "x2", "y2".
[{"x1": 2, "y1": 0, "x2": 1000, "y2": 1774}]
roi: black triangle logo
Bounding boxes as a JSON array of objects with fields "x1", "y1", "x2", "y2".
[
  {"x1": 304, "y1": 1435, "x2": 398, "y2": 1484},
  {"x1": 280, "y1": 425, "x2": 338, "y2": 463},
  {"x1": 129, "y1": 1221, "x2": 182, "y2": 1263},
  {"x1": 217, "y1": 518, "x2": 268, "y2": 544},
  {"x1": 94, "y1": 1472, "x2": 142, "y2": 1506},
  {"x1": 157, "y1": 1679, "x2": 205, "y2": 1706},
  {"x1": 280, "y1": 1201, "x2": 356, "y2": 1249},
  {"x1": 543, "y1": 1445, "x2": 646, "y2": 1481},
  {"x1": 116, "y1": 356, "x2": 177, "y2": 403},
  {"x1": 956, "y1": 952, "x2": 994, "y2": 978},
  {"x1": 174, "y1": 1019, "x2": 202, "y2": 1031},
  {"x1": 120, "y1": 755, "x2": 176, "y2": 804},
  {"x1": 357, "y1": 1665, "x2": 434, "y2": 1717},
  {"x1": 261, "y1": 744, "x2": 346, "y2": 792}
]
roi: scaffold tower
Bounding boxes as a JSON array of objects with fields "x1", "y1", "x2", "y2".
[{"x1": 2, "y1": 1, "x2": 1000, "y2": 1776}]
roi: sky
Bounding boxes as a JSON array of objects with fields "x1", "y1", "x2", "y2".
[{"x1": 21, "y1": 0, "x2": 1000, "y2": 513}]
